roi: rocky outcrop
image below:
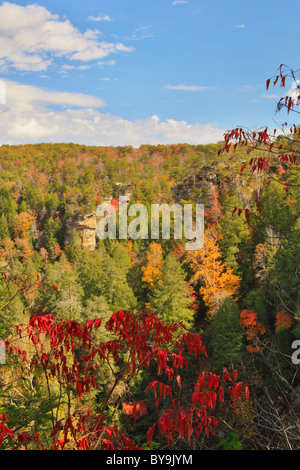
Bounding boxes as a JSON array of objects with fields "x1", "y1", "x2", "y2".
[
  {"x1": 171, "y1": 166, "x2": 222, "y2": 203},
  {"x1": 113, "y1": 183, "x2": 133, "y2": 200},
  {"x1": 65, "y1": 212, "x2": 97, "y2": 251},
  {"x1": 76, "y1": 213, "x2": 97, "y2": 251}
]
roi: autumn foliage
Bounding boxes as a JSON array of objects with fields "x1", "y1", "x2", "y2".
[
  {"x1": 0, "y1": 309, "x2": 249, "y2": 450},
  {"x1": 275, "y1": 311, "x2": 294, "y2": 333},
  {"x1": 0, "y1": 65, "x2": 299, "y2": 450},
  {"x1": 141, "y1": 242, "x2": 163, "y2": 290},
  {"x1": 240, "y1": 309, "x2": 266, "y2": 354},
  {"x1": 187, "y1": 229, "x2": 240, "y2": 318}
]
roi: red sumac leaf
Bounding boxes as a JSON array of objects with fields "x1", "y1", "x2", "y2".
[
  {"x1": 50, "y1": 419, "x2": 63, "y2": 438},
  {"x1": 156, "y1": 398, "x2": 160, "y2": 413},
  {"x1": 147, "y1": 424, "x2": 155, "y2": 448},
  {"x1": 176, "y1": 375, "x2": 182, "y2": 390},
  {"x1": 281, "y1": 75, "x2": 287, "y2": 87},
  {"x1": 245, "y1": 208, "x2": 250, "y2": 224}
]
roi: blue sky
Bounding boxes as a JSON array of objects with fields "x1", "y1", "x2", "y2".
[{"x1": 0, "y1": 0, "x2": 299, "y2": 146}]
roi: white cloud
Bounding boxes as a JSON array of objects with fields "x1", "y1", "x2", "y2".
[
  {"x1": 0, "y1": 78, "x2": 224, "y2": 146},
  {"x1": 100, "y1": 77, "x2": 117, "y2": 81},
  {"x1": 4, "y1": 79, "x2": 106, "y2": 108},
  {"x1": 88, "y1": 14, "x2": 111, "y2": 22},
  {"x1": 60, "y1": 64, "x2": 91, "y2": 73},
  {"x1": 286, "y1": 81, "x2": 300, "y2": 104},
  {"x1": 97, "y1": 60, "x2": 116, "y2": 67},
  {"x1": 165, "y1": 84, "x2": 211, "y2": 92},
  {"x1": 263, "y1": 94, "x2": 279, "y2": 100},
  {"x1": 235, "y1": 24, "x2": 246, "y2": 28},
  {"x1": 123, "y1": 25, "x2": 154, "y2": 41},
  {"x1": 0, "y1": 2, "x2": 132, "y2": 71},
  {"x1": 172, "y1": 0, "x2": 189, "y2": 5}
]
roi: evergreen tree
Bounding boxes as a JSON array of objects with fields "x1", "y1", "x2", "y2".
[
  {"x1": 149, "y1": 253, "x2": 194, "y2": 327},
  {"x1": 65, "y1": 229, "x2": 83, "y2": 264},
  {"x1": 43, "y1": 216, "x2": 63, "y2": 259},
  {"x1": 105, "y1": 240, "x2": 132, "y2": 274},
  {"x1": 37, "y1": 253, "x2": 83, "y2": 322},
  {"x1": 78, "y1": 248, "x2": 137, "y2": 312},
  {"x1": 45, "y1": 192, "x2": 59, "y2": 214},
  {"x1": 218, "y1": 194, "x2": 249, "y2": 272},
  {"x1": 211, "y1": 297, "x2": 243, "y2": 371},
  {"x1": 260, "y1": 180, "x2": 295, "y2": 242},
  {"x1": 0, "y1": 214, "x2": 9, "y2": 241}
]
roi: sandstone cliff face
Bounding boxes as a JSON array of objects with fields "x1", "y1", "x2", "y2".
[
  {"x1": 76, "y1": 213, "x2": 97, "y2": 251},
  {"x1": 65, "y1": 212, "x2": 97, "y2": 251}
]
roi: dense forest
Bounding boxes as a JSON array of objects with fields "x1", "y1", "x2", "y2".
[{"x1": 0, "y1": 136, "x2": 299, "y2": 450}]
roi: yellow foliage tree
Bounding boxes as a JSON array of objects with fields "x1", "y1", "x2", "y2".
[
  {"x1": 187, "y1": 229, "x2": 240, "y2": 318},
  {"x1": 14, "y1": 211, "x2": 36, "y2": 239},
  {"x1": 15, "y1": 238, "x2": 34, "y2": 264},
  {"x1": 0, "y1": 237, "x2": 17, "y2": 263},
  {"x1": 141, "y1": 242, "x2": 163, "y2": 291}
]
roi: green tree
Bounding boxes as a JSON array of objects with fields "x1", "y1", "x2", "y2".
[
  {"x1": 37, "y1": 253, "x2": 83, "y2": 322},
  {"x1": 45, "y1": 192, "x2": 60, "y2": 214},
  {"x1": 0, "y1": 214, "x2": 9, "y2": 241},
  {"x1": 43, "y1": 216, "x2": 63, "y2": 259},
  {"x1": 260, "y1": 180, "x2": 295, "y2": 244},
  {"x1": 78, "y1": 248, "x2": 137, "y2": 313},
  {"x1": 149, "y1": 253, "x2": 194, "y2": 327},
  {"x1": 65, "y1": 229, "x2": 83, "y2": 264},
  {"x1": 211, "y1": 297, "x2": 243, "y2": 370},
  {"x1": 22, "y1": 182, "x2": 45, "y2": 213},
  {"x1": 218, "y1": 194, "x2": 249, "y2": 272}
]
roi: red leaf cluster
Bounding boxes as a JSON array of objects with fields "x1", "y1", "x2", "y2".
[{"x1": 2, "y1": 310, "x2": 250, "y2": 450}]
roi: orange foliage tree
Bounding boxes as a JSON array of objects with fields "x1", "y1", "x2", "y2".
[
  {"x1": 240, "y1": 309, "x2": 266, "y2": 354},
  {"x1": 0, "y1": 238, "x2": 18, "y2": 263},
  {"x1": 187, "y1": 229, "x2": 240, "y2": 318},
  {"x1": 275, "y1": 311, "x2": 294, "y2": 333},
  {"x1": 14, "y1": 238, "x2": 34, "y2": 264},
  {"x1": 14, "y1": 212, "x2": 36, "y2": 239},
  {"x1": 141, "y1": 242, "x2": 163, "y2": 291}
]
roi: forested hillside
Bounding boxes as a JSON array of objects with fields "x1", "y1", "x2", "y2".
[{"x1": 0, "y1": 138, "x2": 299, "y2": 450}]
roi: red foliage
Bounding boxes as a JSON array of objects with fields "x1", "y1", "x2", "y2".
[
  {"x1": 1, "y1": 310, "x2": 250, "y2": 450},
  {"x1": 275, "y1": 311, "x2": 294, "y2": 333},
  {"x1": 122, "y1": 401, "x2": 148, "y2": 421},
  {"x1": 240, "y1": 309, "x2": 266, "y2": 354}
]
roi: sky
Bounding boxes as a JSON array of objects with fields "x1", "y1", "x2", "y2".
[{"x1": 0, "y1": 0, "x2": 299, "y2": 147}]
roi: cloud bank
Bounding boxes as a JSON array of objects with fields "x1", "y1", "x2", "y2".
[{"x1": 0, "y1": 79, "x2": 225, "y2": 147}]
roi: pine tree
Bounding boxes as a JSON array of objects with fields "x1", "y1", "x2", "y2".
[
  {"x1": 43, "y1": 216, "x2": 63, "y2": 260},
  {"x1": 149, "y1": 253, "x2": 194, "y2": 327},
  {"x1": 0, "y1": 214, "x2": 9, "y2": 241},
  {"x1": 37, "y1": 253, "x2": 83, "y2": 322},
  {"x1": 78, "y1": 248, "x2": 137, "y2": 313},
  {"x1": 65, "y1": 229, "x2": 83, "y2": 264},
  {"x1": 211, "y1": 297, "x2": 243, "y2": 370},
  {"x1": 45, "y1": 192, "x2": 59, "y2": 214}
]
